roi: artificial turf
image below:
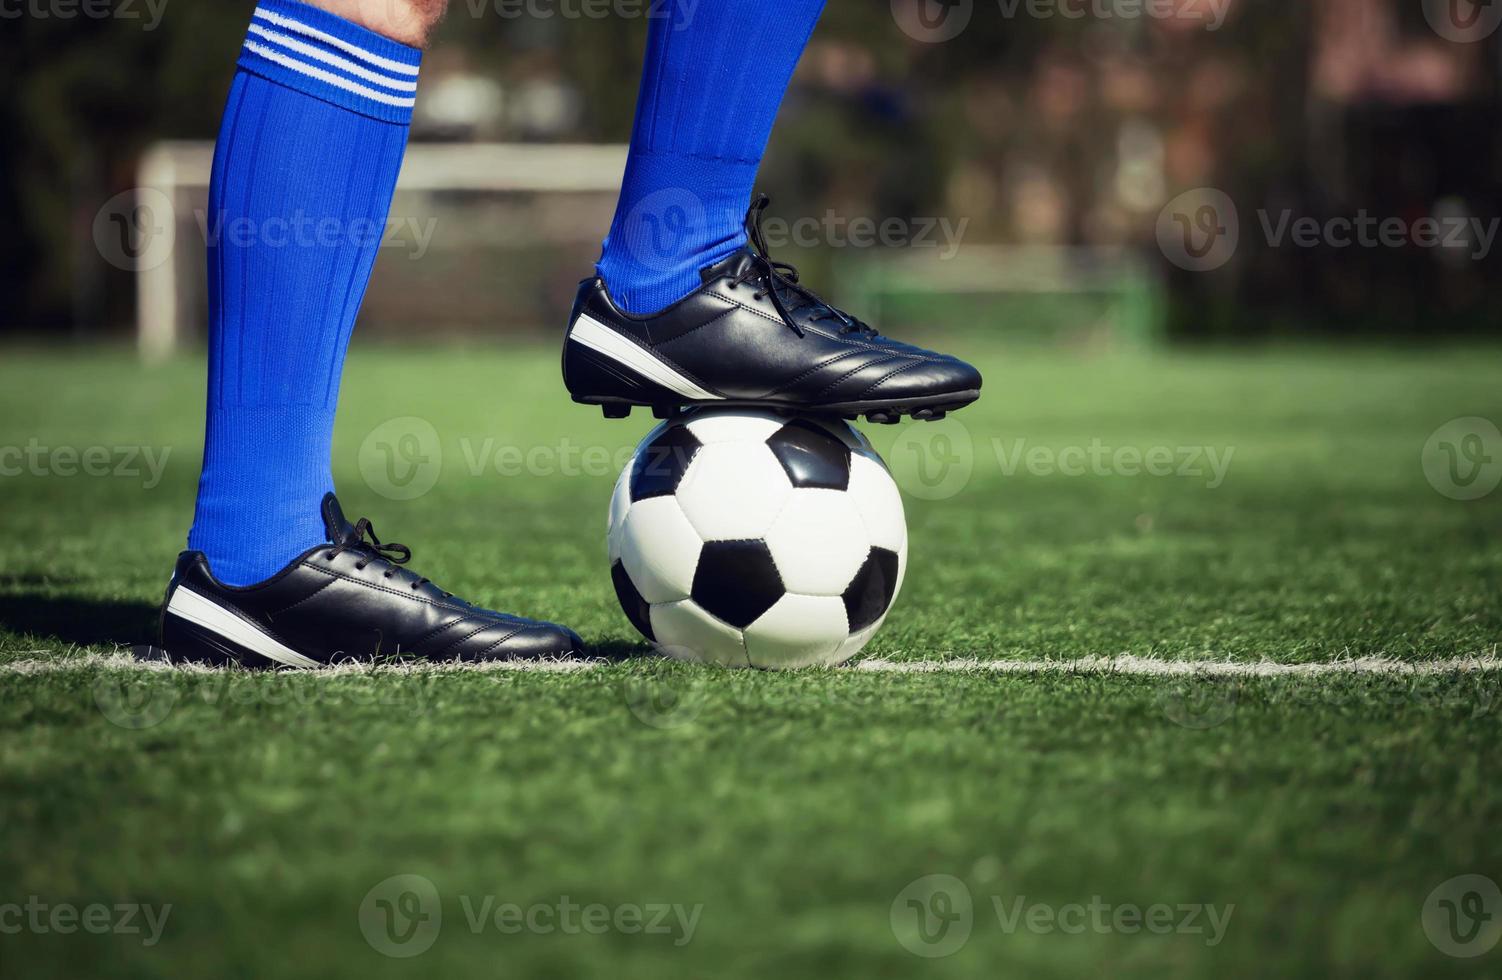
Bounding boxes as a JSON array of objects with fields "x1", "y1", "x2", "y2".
[{"x1": 1, "y1": 339, "x2": 1500, "y2": 978}]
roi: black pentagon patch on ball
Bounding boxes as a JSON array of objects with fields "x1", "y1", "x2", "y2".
[
  {"x1": 691, "y1": 540, "x2": 784, "y2": 628},
  {"x1": 629, "y1": 423, "x2": 701, "y2": 501},
  {"x1": 842, "y1": 547, "x2": 900, "y2": 632},
  {"x1": 611, "y1": 560, "x2": 655, "y2": 641},
  {"x1": 766, "y1": 418, "x2": 852, "y2": 490}
]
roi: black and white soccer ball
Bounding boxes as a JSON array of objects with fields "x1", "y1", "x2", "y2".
[{"x1": 608, "y1": 409, "x2": 907, "y2": 668}]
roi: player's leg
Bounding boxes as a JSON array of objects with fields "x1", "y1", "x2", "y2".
[
  {"x1": 160, "y1": 0, "x2": 582, "y2": 667},
  {"x1": 563, "y1": 0, "x2": 982, "y2": 424}
]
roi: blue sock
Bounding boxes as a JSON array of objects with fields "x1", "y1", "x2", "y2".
[
  {"x1": 595, "y1": 0, "x2": 827, "y2": 314},
  {"x1": 187, "y1": 0, "x2": 420, "y2": 586}
]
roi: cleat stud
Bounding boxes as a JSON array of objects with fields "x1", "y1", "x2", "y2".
[
  {"x1": 651, "y1": 404, "x2": 678, "y2": 420},
  {"x1": 602, "y1": 404, "x2": 632, "y2": 419}
]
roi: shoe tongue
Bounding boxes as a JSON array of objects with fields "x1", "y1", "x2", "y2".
[
  {"x1": 700, "y1": 248, "x2": 758, "y2": 284},
  {"x1": 320, "y1": 493, "x2": 360, "y2": 545}
]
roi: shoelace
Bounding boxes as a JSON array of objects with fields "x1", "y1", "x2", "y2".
[
  {"x1": 734, "y1": 195, "x2": 879, "y2": 340},
  {"x1": 323, "y1": 517, "x2": 437, "y2": 592}
]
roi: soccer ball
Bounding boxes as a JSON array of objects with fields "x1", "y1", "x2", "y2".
[{"x1": 607, "y1": 409, "x2": 907, "y2": 668}]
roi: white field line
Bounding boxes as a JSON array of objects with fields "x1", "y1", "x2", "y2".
[
  {"x1": 0, "y1": 651, "x2": 1499, "y2": 677},
  {"x1": 855, "y1": 654, "x2": 1502, "y2": 677}
]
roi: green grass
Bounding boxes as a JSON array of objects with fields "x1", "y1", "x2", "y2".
[{"x1": 2, "y1": 339, "x2": 1501, "y2": 978}]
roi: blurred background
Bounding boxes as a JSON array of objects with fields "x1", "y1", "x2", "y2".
[{"x1": 3, "y1": 0, "x2": 1500, "y2": 352}]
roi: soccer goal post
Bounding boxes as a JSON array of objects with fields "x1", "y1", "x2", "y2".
[{"x1": 135, "y1": 141, "x2": 628, "y2": 362}]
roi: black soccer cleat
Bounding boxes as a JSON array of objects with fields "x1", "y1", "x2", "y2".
[
  {"x1": 154, "y1": 494, "x2": 585, "y2": 667},
  {"x1": 563, "y1": 196, "x2": 982, "y2": 424}
]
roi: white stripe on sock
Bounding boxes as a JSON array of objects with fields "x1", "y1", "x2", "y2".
[
  {"x1": 247, "y1": 23, "x2": 419, "y2": 93},
  {"x1": 165, "y1": 585, "x2": 322, "y2": 669},
  {"x1": 253, "y1": 6, "x2": 421, "y2": 76},
  {"x1": 243, "y1": 41, "x2": 419, "y2": 109}
]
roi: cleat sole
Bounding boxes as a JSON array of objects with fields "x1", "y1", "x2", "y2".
[{"x1": 573, "y1": 390, "x2": 980, "y2": 424}]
